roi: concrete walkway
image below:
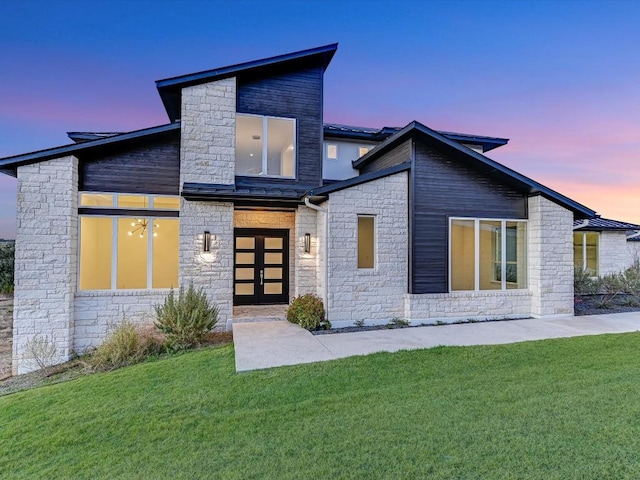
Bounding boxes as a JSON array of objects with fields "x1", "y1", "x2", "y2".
[{"x1": 233, "y1": 312, "x2": 640, "y2": 372}]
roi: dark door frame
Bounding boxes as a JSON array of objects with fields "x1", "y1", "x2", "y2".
[{"x1": 233, "y1": 228, "x2": 290, "y2": 305}]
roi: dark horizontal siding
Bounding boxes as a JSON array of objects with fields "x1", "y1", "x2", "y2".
[
  {"x1": 237, "y1": 66, "x2": 323, "y2": 188},
  {"x1": 412, "y1": 142, "x2": 527, "y2": 294},
  {"x1": 360, "y1": 140, "x2": 412, "y2": 174},
  {"x1": 79, "y1": 136, "x2": 180, "y2": 195}
]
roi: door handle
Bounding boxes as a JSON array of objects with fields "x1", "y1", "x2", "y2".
[{"x1": 260, "y1": 270, "x2": 264, "y2": 286}]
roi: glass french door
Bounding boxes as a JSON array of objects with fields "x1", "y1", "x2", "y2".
[{"x1": 234, "y1": 229, "x2": 289, "y2": 305}]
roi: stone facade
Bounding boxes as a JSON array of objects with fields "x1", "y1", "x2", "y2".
[
  {"x1": 404, "y1": 290, "x2": 532, "y2": 323},
  {"x1": 0, "y1": 295, "x2": 13, "y2": 378},
  {"x1": 324, "y1": 171, "x2": 408, "y2": 322},
  {"x1": 529, "y1": 195, "x2": 574, "y2": 317},
  {"x1": 599, "y1": 231, "x2": 636, "y2": 275},
  {"x1": 13, "y1": 156, "x2": 78, "y2": 374},
  {"x1": 180, "y1": 77, "x2": 236, "y2": 185},
  {"x1": 179, "y1": 200, "x2": 234, "y2": 330},
  {"x1": 74, "y1": 290, "x2": 168, "y2": 352},
  {"x1": 293, "y1": 206, "x2": 319, "y2": 297}
]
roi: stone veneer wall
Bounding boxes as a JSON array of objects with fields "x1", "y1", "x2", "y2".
[
  {"x1": 599, "y1": 231, "x2": 635, "y2": 275},
  {"x1": 294, "y1": 206, "x2": 319, "y2": 297},
  {"x1": 180, "y1": 77, "x2": 236, "y2": 185},
  {"x1": 0, "y1": 295, "x2": 13, "y2": 378},
  {"x1": 234, "y1": 210, "x2": 295, "y2": 301},
  {"x1": 529, "y1": 195, "x2": 574, "y2": 317},
  {"x1": 13, "y1": 156, "x2": 78, "y2": 374},
  {"x1": 74, "y1": 290, "x2": 169, "y2": 352},
  {"x1": 404, "y1": 290, "x2": 532, "y2": 322},
  {"x1": 325, "y1": 171, "x2": 408, "y2": 321},
  {"x1": 179, "y1": 201, "x2": 234, "y2": 330}
]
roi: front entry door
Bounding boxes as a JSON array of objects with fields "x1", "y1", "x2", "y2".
[{"x1": 234, "y1": 228, "x2": 289, "y2": 305}]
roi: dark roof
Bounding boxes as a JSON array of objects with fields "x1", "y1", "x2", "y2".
[
  {"x1": 67, "y1": 132, "x2": 121, "y2": 143},
  {"x1": 181, "y1": 182, "x2": 309, "y2": 204},
  {"x1": 627, "y1": 233, "x2": 640, "y2": 242},
  {"x1": 0, "y1": 123, "x2": 180, "y2": 176},
  {"x1": 157, "y1": 43, "x2": 338, "y2": 122},
  {"x1": 307, "y1": 162, "x2": 411, "y2": 197},
  {"x1": 352, "y1": 121, "x2": 595, "y2": 219},
  {"x1": 573, "y1": 217, "x2": 640, "y2": 231},
  {"x1": 324, "y1": 123, "x2": 509, "y2": 153}
]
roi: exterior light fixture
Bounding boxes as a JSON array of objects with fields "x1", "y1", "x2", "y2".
[
  {"x1": 203, "y1": 231, "x2": 211, "y2": 252},
  {"x1": 304, "y1": 233, "x2": 311, "y2": 253}
]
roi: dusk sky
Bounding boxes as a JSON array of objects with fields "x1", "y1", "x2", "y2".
[{"x1": 1, "y1": 0, "x2": 639, "y2": 239}]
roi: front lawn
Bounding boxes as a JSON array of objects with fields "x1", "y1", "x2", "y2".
[{"x1": 2, "y1": 334, "x2": 640, "y2": 478}]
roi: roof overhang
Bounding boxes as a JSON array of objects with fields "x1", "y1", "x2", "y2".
[
  {"x1": 156, "y1": 43, "x2": 338, "y2": 122},
  {"x1": 352, "y1": 121, "x2": 596, "y2": 219},
  {"x1": 0, "y1": 123, "x2": 180, "y2": 177}
]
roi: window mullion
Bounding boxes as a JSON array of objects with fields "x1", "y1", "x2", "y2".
[
  {"x1": 147, "y1": 218, "x2": 153, "y2": 289},
  {"x1": 111, "y1": 217, "x2": 117, "y2": 290},
  {"x1": 262, "y1": 116, "x2": 268, "y2": 175},
  {"x1": 501, "y1": 221, "x2": 507, "y2": 290},
  {"x1": 474, "y1": 219, "x2": 480, "y2": 291},
  {"x1": 583, "y1": 232, "x2": 587, "y2": 270}
]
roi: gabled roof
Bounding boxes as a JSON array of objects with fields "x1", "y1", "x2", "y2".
[
  {"x1": 157, "y1": 43, "x2": 338, "y2": 122},
  {"x1": 573, "y1": 217, "x2": 640, "y2": 231},
  {"x1": 324, "y1": 123, "x2": 509, "y2": 152},
  {"x1": 0, "y1": 123, "x2": 180, "y2": 176},
  {"x1": 353, "y1": 121, "x2": 596, "y2": 219}
]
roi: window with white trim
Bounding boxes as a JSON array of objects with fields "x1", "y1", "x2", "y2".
[
  {"x1": 358, "y1": 145, "x2": 372, "y2": 158},
  {"x1": 235, "y1": 113, "x2": 296, "y2": 178},
  {"x1": 327, "y1": 143, "x2": 338, "y2": 160},
  {"x1": 78, "y1": 193, "x2": 180, "y2": 290},
  {"x1": 450, "y1": 218, "x2": 527, "y2": 291},
  {"x1": 573, "y1": 232, "x2": 598, "y2": 275}
]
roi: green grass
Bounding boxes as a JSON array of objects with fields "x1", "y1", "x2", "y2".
[{"x1": 3, "y1": 334, "x2": 640, "y2": 479}]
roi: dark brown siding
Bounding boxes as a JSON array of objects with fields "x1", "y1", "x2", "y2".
[
  {"x1": 360, "y1": 140, "x2": 412, "y2": 174},
  {"x1": 237, "y1": 66, "x2": 323, "y2": 188},
  {"x1": 79, "y1": 136, "x2": 180, "y2": 195},
  {"x1": 412, "y1": 142, "x2": 527, "y2": 294}
]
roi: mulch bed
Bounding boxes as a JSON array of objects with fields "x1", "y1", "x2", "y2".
[{"x1": 574, "y1": 294, "x2": 640, "y2": 316}]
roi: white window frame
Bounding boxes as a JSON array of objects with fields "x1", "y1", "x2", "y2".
[
  {"x1": 358, "y1": 145, "x2": 372, "y2": 158},
  {"x1": 574, "y1": 231, "x2": 599, "y2": 275},
  {"x1": 78, "y1": 192, "x2": 180, "y2": 210},
  {"x1": 236, "y1": 113, "x2": 297, "y2": 179},
  {"x1": 448, "y1": 217, "x2": 528, "y2": 292},
  {"x1": 357, "y1": 214, "x2": 376, "y2": 270}
]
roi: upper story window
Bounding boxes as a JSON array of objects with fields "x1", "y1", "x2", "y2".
[
  {"x1": 573, "y1": 232, "x2": 599, "y2": 276},
  {"x1": 327, "y1": 143, "x2": 338, "y2": 160},
  {"x1": 235, "y1": 113, "x2": 296, "y2": 178},
  {"x1": 358, "y1": 146, "x2": 372, "y2": 158},
  {"x1": 79, "y1": 193, "x2": 180, "y2": 210}
]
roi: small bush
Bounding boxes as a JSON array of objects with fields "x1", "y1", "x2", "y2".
[
  {"x1": 287, "y1": 294, "x2": 329, "y2": 330},
  {"x1": 574, "y1": 266, "x2": 598, "y2": 295},
  {"x1": 23, "y1": 335, "x2": 58, "y2": 375},
  {"x1": 597, "y1": 273, "x2": 624, "y2": 308},
  {"x1": 0, "y1": 242, "x2": 15, "y2": 294},
  {"x1": 155, "y1": 283, "x2": 219, "y2": 350},
  {"x1": 90, "y1": 321, "x2": 163, "y2": 370}
]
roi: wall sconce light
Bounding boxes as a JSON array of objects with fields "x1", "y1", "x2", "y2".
[
  {"x1": 203, "y1": 231, "x2": 211, "y2": 252},
  {"x1": 304, "y1": 233, "x2": 311, "y2": 253}
]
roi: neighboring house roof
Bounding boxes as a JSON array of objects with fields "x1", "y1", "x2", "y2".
[
  {"x1": 307, "y1": 162, "x2": 411, "y2": 197},
  {"x1": 627, "y1": 232, "x2": 640, "y2": 241},
  {"x1": 353, "y1": 120, "x2": 596, "y2": 219},
  {"x1": 573, "y1": 217, "x2": 640, "y2": 231},
  {"x1": 324, "y1": 123, "x2": 509, "y2": 152},
  {"x1": 156, "y1": 43, "x2": 338, "y2": 122},
  {"x1": 0, "y1": 123, "x2": 180, "y2": 176}
]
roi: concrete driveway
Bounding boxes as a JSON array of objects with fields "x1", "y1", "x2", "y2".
[{"x1": 233, "y1": 312, "x2": 640, "y2": 372}]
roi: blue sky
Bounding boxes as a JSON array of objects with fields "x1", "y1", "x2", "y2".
[{"x1": 1, "y1": 0, "x2": 640, "y2": 238}]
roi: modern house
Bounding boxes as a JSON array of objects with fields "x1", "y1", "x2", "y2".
[
  {"x1": 0, "y1": 43, "x2": 598, "y2": 374},
  {"x1": 573, "y1": 217, "x2": 640, "y2": 275}
]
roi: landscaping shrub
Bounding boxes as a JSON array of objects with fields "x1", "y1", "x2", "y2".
[
  {"x1": 90, "y1": 321, "x2": 165, "y2": 371},
  {"x1": 574, "y1": 266, "x2": 598, "y2": 295},
  {"x1": 286, "y1": 294, "x2": 329, "y2": 330},
  {"x1": 0, "y1": 242, "x2": 15, "y2": 294},
  {"x1": 596, "y1": 273, "x2": 624, "y2": 308},
  {"x1": 155, "y1": 283, "x2": 219, "y2": 349}
]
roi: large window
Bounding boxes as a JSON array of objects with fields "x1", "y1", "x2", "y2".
[
  {"x1": 450, "y1": 218, "x2": 527, "y2": 291},
  {"x1": 573, "y1": 232, "x2": 599, "y2": 275},
  {"x1": 79, "y1": 193, "x2": 180, "y2": 290},
  {"x1": 358, "y1": 215, "x2": 375, "y2": 269},
  {"x1": 235, "y1": 114, "x2": 296, "y2": 178}
]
